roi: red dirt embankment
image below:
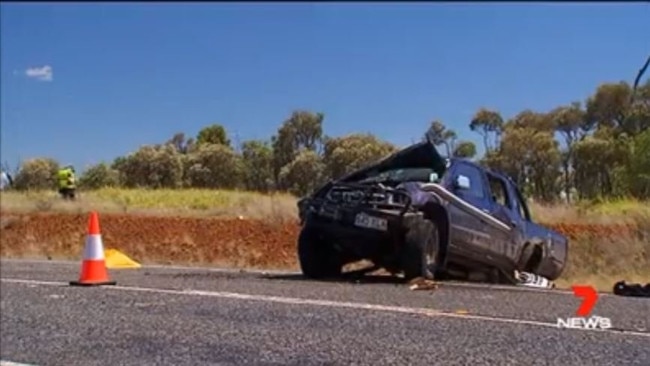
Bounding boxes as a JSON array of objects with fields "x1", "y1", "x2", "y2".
[
  {"x1": 0, "y1": 211, "x2": 641, "y2": 270},
  {"x1": 0, "y1": 212, "x2": 299, "y2": 269}
]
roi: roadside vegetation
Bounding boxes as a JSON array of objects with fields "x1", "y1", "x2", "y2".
[
  {"x1": 1, "y1": 188, "x2": 648, "y2": 225},
  {"x1": 1, "y1": 77, "x2": 649, "y2": 291},
  {"x1": 4, "y1": 79, "x2": 650, "y2": 203},
  {"x1": 0, "y1": 188, "x2": 298, "y2": 222}
]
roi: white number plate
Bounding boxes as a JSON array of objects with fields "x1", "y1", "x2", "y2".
[{"x1": 354, "y1": 213, "x2": 388, "y2": 231}]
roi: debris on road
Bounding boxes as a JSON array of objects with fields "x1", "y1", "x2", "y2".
[
  {"x1": 613, "y1": 281, "x2": 650, "y2": 298},
  {"x1": 514, "y1": 270, "x2": 555, "y2": 289},
  {"x1": 408, "y1": 277, "x2": 439, "y2": 291}
]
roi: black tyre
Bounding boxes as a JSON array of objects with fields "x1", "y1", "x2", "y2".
[
  {"x1": 519, "y1": 243, "x2": 543, "y2": 273},
  {"x1": 400, "y1": 218, "x2": 439, "y2": 281},
  {"x1": 297, "y1": 225, "x2": 342, "y2": 279},
  {"x1": 517, "y1": 243, "x2": 535, "y2": 270}
]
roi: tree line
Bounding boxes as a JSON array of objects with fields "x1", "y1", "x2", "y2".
[{"x1": 7, "y1": 78, "x2": 650, "y2": 203}]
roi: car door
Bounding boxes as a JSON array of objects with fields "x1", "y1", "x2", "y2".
[
  {"x1": 445, "y1": 162, "x2": 493, "y2": 260},
  {"x1": 485, "y1": 173, "x2": 520, "y2": 264},
  {"x1": 507, "y1": 182, "x2": 551, "y2": 270}
]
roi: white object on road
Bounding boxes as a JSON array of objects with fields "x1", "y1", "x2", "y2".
[
  {"x1": 1, "y1": 361, "x2": 39, "y2": 366},
  {"x1": 514, "y1": 270, "x2": 555, "y2": 289}
]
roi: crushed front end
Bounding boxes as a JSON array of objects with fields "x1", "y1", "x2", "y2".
[{"x1": 300, "y1": 182, "x2": 423, "y2": 262}]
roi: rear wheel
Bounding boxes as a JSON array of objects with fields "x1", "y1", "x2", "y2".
[
  {"x1": 400, "y1": 218, "x2": 439, "y2": 281},
  {"x1": 297, "y1": 225, "x2": 342, "y2": 279}
]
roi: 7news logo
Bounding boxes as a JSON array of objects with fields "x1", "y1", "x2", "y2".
[{"x1": 556, "y1": 285, "x2": 612, "y2": 330}]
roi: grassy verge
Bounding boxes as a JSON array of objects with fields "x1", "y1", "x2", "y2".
[
  {"x1": 554, "y1": 224, "x2": 649, "y2": 291},
  {"x1": 3, "y1": 188, "x2": 649, "y2": 224},
  {"x1": 0, "y1": 188, "x2": 298, "y2": 223},
  {"x1": 527, "y1": 199, "x2": 650, "y2": 225}
]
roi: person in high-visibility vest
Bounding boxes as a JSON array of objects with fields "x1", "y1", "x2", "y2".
[{"x1": 57, "y1": 165, "x2": 76, "y2": 200}]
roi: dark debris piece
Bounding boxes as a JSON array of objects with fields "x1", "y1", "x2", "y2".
[{"x1": 613, "y1": 281, "x2": 650, "y2": 298}]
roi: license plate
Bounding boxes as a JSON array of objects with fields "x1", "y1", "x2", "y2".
[{"x1": 354, "y1": 212, "x2": 388, "y2": 231}]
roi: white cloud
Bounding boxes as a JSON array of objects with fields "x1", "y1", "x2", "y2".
[{"x1": 25, "y1": 65, "x2": 53, "y2": 82}]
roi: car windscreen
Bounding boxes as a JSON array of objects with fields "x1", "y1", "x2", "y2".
[{"x1": 358, "y1": 167, "x2": 444, "y2": 184}]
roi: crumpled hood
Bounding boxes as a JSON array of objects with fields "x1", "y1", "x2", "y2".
[{"x1": 338, "y1": 140, "x2": 447, "y2": 183}]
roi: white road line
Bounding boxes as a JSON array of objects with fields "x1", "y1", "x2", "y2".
[
  {"x1": 2, "y1": 277, "x2": 648, "y2": 338},
  {"x1": 0, "y1": 361, "x2": 38, "y2": 366}
]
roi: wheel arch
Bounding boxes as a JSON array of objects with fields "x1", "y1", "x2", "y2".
[
  {"x1": 518, "y1": 241, "x2": 544, "y2": 273},
  {"x1": 420, "y1": 196, "x2": 451, "y2": 269}
]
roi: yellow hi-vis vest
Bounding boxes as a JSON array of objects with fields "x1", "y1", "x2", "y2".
[{"x1": 57, "y1": 168, "x2": 76, "y2": 189}]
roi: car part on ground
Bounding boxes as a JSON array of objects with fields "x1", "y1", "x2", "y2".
[
  {"x1": 408, "y1": 277, "x2": 439, "y2": 291},
  {"x1": 613, "y1": 281, "x2": 650, "y2": 298},
  {"x1": 514, "y1": 270, "x2": 555, "y2": 289}
]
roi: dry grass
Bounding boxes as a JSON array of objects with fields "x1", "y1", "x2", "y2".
[
  {"x1": 539, "y1": 205, "x2": 650, "y2": 291},
  {"x1": 528, "y1": 199, "x2": 650, "y2": 225},
  {"x1": 555, "y1": 230, "x2": 650, "y2": 292},
  {"x1": 3, "y1": 188, "x2": 648, "y2": 225},
  {"x1": 0, "y1": 188, "x2": 298, "y2": 223}
]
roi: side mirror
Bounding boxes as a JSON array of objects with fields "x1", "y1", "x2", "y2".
[{"x1": 454, "y1": 175, "x2": 471, "y2": 190}]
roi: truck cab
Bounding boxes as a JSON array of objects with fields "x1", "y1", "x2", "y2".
[{"x1": 437, "y1": 159, "x2": 568, "y2": 282}]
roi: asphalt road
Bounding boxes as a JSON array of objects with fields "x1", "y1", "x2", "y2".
[{"x1": 1, "y1": 259, "x2": 649, "y2": 366}]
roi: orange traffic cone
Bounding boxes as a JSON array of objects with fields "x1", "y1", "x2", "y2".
[{"x1": 70, "y1": 211, "x2": 117, "y2": 286}]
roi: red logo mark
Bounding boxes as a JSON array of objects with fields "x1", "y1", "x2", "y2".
[{"x1": 572, "y1": 285, "x2": 598, "y2": 317}]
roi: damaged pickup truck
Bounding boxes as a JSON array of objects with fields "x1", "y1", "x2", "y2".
[{"x1": 296, "y1": 137, "x2": 568, "y2": 286}]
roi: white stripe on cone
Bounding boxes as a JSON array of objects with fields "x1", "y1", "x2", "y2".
[{"x1": 83, "y1": 234, "x2": 105, "y2": 260}]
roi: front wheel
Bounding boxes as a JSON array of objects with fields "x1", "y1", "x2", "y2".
[
  {"x1": 297, "y1": 224, "x2": 342, "y2": 279},
  {"x1": 400, "y1": 218, "x2": 439, "y2": 281}
]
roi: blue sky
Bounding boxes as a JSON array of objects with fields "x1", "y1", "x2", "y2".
[{"x1": 1, "y1": 3, "x2": 648, "y2": 171}]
